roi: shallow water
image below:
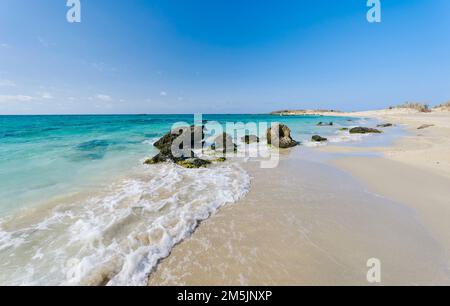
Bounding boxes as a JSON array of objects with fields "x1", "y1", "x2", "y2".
[
  {"x1": 149, "y1": 147, "x2": 450, "y2": 285},
  {"x1": 0, "y1": 114, "x2": 374, "y2": 285},
  {"x1": 0, "y1": 114, "x2": 365, "y2": 215}
]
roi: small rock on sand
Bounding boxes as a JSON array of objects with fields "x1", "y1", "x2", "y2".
[
  {"x1": 417, "y1": 124, "x2": 435, "y2": 130},
  {"x1": 377, "y1": 123, "x2": 394, "y2": 128},
  {"x1": 349, "y1": 127, "x2": 382, "y2": 134},
  {"x1": 312, "y1": 135, "x2": 328, "y2": 142}
]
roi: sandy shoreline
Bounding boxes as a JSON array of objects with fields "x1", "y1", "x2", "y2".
[
  {"x1": 148, "y1": 109, "x2": 450, "y2": 285},
  {"x1": 326, "y1": 110, "x2": 450, "y2": 262}
]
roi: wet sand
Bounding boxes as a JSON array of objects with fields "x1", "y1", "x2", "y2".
[
  {"x1": 148, "y1": 146, "x2": 450, "y2": 285},
  {"x1": 328, "y1": 111, "x2": 450, "y2": 267},
  {"x1": 333, "y1": 157, "x2": 450, "y2": 261}
]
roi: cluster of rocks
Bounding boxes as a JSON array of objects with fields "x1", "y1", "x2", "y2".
[
  {"x1": 145, "y1": 123, "x2": 300, "y2": 168},
  {"x1": 144, "y1": 125, "x2": 210, "y2": 168},
  {"x1": 144, "y1": 122, "x2": 393, "y2": 168},
  {"x1": 316, "y1": 124, "x2": 386, "y2": 139}
]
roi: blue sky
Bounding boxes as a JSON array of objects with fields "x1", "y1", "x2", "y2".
[{"x1": 0, "y1": 0, "x2": 449, "y2": 114}]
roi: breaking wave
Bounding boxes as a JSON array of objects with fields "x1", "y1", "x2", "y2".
[{"x1": 0, "y1": 162, "x2": 250, "y2": 286}]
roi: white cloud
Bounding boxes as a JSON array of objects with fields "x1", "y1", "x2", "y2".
[
  {"x1": 0, "y1": 95, "x2": 34, "y2": 103},
  {"x1": 0, "y1": 43, "x2": 10, "y2": 48},
  {"x1": 40, "y1": 92, "x2": 53, "y2": 99},
  {"x1": 0, "y1": 79, "x2": 16, "y2": 87},
  {"x1": 96, "y1": 94, "x2": 112, "y2": 102},
  {"x1": 160, "y1": 91, "x2": 167, "y2": 96}
]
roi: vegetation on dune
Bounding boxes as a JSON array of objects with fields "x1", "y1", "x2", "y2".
[
  {"x1": 434, "y1": 101, "x2": 450, "y2": 110},
  {"x1": 394, "y1": 102, "x2": 431, "y2": 113}
]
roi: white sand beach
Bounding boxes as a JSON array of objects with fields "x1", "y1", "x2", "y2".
[
  {"x1": 4, "y1": 1, "x2": 450, "y2": 288},
  {"x1": 327, "y1": 109, "x2": 450, "y2": 259},
  {"x1": 148, "y1": 109, "x2": 450, "y2": 285}
]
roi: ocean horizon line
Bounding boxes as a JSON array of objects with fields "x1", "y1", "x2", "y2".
[{"x1": 0, "y1": 112, "x2": 333, "y2": 117}]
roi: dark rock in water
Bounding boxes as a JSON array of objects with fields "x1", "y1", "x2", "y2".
[
  {"x1": 176, "y1": 158, "x2": 211, "y2": 169},
  {"x1": 417, "y1": 124, "x2": 434, "y2": 130},
  {"x1": 153, "y1": 132, "x2": 179, "y2": 151},
  {"x1": 144, "y1": 148, "x2": 195, "y2": 165},
  {"x1": 241, "y1": 135, "x2": 260, "y2": 144},
  {"x1": 145, "y1": 125, "x2": 205, "y2": 166},
  {"x1": 266, "y1": 124, "x2": 298, "y2": 148},
  {"x1": 339, "y1": 128, "x2": 349, "y2": 131},
  {"x1": 349, "y1": 127, "x2": 382, "y2": 134},
  {"x1": 214, "y1": 157, "x2": 227, "y2": 162},
  {"x1": 154, "y1": 125, "x2": 205, "y2": 152},
  {"x1": 317, "y1": 122, "x2": 333, "y2": 126},
  {"x1": 312, "y1": 135, "x2": 328, "y2": 142},
  {"x1": 144, "y1": 153, "x2": 170, "y2": 165},
  {"x1": 377, "y1": 123, "x2": 393, "y2": 128},
  {"x1": 211, "y1": 133, "x2": 237, "y2": 153}
]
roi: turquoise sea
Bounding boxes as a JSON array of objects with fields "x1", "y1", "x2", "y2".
[
  {"x1": 0, "y1": 114, "x2": 366, "y2": 285},
  {"x1": 0, "y1": 114, "x2": 362, "y2": 215}
]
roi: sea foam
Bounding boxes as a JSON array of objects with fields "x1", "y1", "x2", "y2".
[{"x1": 0, "y1": 162, "x2": 250, "y2": 286}]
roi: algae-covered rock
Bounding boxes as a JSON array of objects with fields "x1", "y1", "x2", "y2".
[
  {"x1": 144, "y1": 153, "x2": 168, "y2": 165},
  {"x1": 349, "y1": 127, "x2": 382, "y2": 134},
  {"x1": 176, "y1": 158, "x2": 212, "y2": 169},
  {"x1": 214, "y1": 157, "x2": 227, "y2": 163},
  {"x1": 145, "y1": 125, "x2": 205, "y2": 166},
  {"x1": 312, "y1": 135, "x2": 328, "y2": 142},
  {"x1": 154, "y1": 125, "x2": 205, "y2": 152}
]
